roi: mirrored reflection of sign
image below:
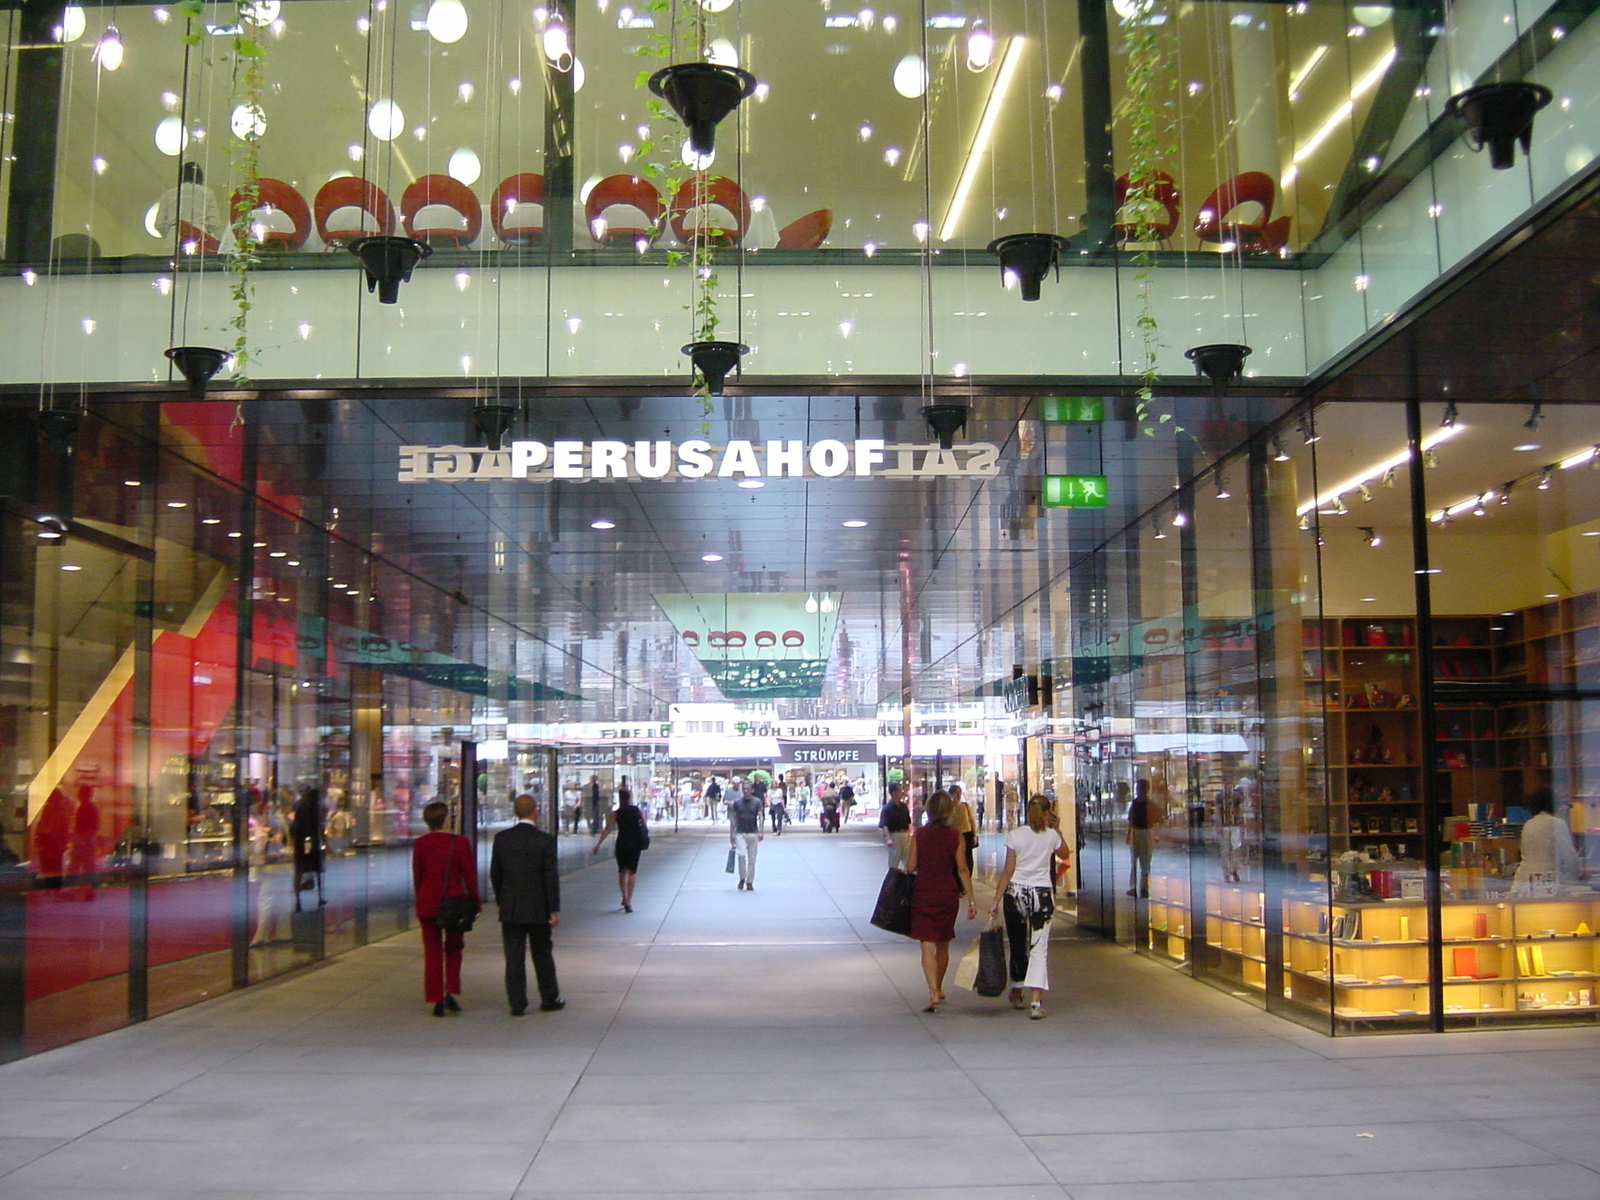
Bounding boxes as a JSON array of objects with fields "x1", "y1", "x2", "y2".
[
  {"x1": 654, "y1": 593, "x2": 841, "y2": 699},
  {"x1": 777, "y1": 740, "x2": 877, "y2": 764},
  {"x1": 1040, "y1": 396, "x2": 1105, "y2": 422},
  {"x1": 397, "y1": 441, "x2": 1002, "y2": 483},
  {"x1": 1041, "y1": 474, "x2": 1108, "y2": 508}
]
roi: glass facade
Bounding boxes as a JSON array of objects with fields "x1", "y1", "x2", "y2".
[{"x1": 1071, "y1": 398, "x2": 1600, "y2": 1032}]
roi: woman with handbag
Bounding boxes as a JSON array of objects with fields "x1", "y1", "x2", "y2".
[
  {"x1": 411, "y1": 800, "x2": 481, "y2": 1017},
  {"x1": 988, "y1": 795, "x2": 1070, "y2": 1020},
  {"x1": 906, "y1": 791, "x2": 975, "y2": 1012},
  {"x1": 593, "y1": 785, "x2": 648, "y2": 912}
]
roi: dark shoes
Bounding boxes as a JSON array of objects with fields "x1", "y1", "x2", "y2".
[
  {"x1": 432, "y1": 1002, "x2": 446, "y2": 1018},
  {"x1": 539, "y1": 999, "x2": 566, "y2": 1012},
  {"x1": 443, "y1": 994, "x2": 461, "y2": 1013},
  {"x1": 510, "y1": 1005, "x2": 527, "y2": 1016}
]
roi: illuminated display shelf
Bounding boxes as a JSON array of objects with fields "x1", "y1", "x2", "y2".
[{"x1": 1283, "y1": 893, "x2": 1600, "y2": 1025}]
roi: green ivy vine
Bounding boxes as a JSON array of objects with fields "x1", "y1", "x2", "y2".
[
  {"x1": 1115, "y1": 0, "x2": 1177, "y2": 431},
  {"x1": 176, "y1": 0, "x2": 266, "y2": 387}
]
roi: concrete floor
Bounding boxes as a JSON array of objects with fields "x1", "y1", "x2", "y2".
[{"x1": 2, "y1": 824, "x2": 1600, "y2": 1200}]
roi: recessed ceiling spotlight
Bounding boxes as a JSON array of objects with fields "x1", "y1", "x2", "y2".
[
  {"x1": 701, "y1": 552, "x2": 724, "y2": 562},
  {"x1": 1512, "y1": 442, "x2": 1541, "y2": 452},
  {"x1": 166, "y1": 500, "x2": 188, "y2": 508},
  {"x1": 201, "y1": 517, "x2": 221, "y2": 524},
  {"x1": 1360, "y1": 596, "x2": 1378, "y2": 602},
  {"x1": 61, "y1": 563, "x2": 83, "y2": 572},
  {"x1": 124, "y1": 479, "x2": 141, "y2": 486},
  {"x1": 842, "y1": 519, "x2": 868, "y2": 527},
  {"x1": 737, "y1": 479, "x2": 764, "y2": 489},
  {"x1": 590, "y1": 518, "x2": 616, "y2": 529}
]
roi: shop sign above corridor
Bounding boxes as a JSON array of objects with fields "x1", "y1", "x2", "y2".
[{"x1": 397, "y1": 439, "x2": 1002, "y2": 483}]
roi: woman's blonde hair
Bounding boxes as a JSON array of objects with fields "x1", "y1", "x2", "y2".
[
  {"x1": 1026, "y1": 794, "x2": 1053, "y2": 833},
  {"x1": 924, "y1": 790, "x2": 952, "y2": 826}
]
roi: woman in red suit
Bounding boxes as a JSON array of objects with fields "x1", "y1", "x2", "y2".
[
  {"x1": 905, "y1": 791, "x2": 975, "y2": 1012},
  {"x1": 411, "y1": 800, "x2": 480, "y2": 1017}
]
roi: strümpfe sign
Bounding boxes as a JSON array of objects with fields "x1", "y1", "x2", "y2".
[{"x1": 398, "y1": 439, "x2": 1001, "y2": 483}]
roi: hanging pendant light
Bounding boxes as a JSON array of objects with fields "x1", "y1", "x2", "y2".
[
  {"x1": 649, "y1": 63, "x2": 757, "y2": 156},
  {"x1": 94, "y1": 24, "x2": 123, "y2": 70},
  {"x1": 987, "y1": 233, "x2": 1071, "y2": 302},
  {"x1": 471, "y1": 403, "x2": 518, "y2": 452},
  {"x1": 1445, "y1": 81, "x2": 1552, "y2": 170},
  {"x1": 350, "y1": 236, "x2": 431, "y2": 304},
  {"x1": 922, "y1": 403, "x2": 969, "y2": 450},
  {"x1": 683, "y1": 341, "x2": 747, "y2": 395},
  {"x1": 1184, "y1": 343, "x2": 1252, "y2": 393},
  {"x1": 165, "y1": 346, "x2": 230, "y2": 398},
  {"x1": 805, "y1": 593, "x2": 819, "y2": 614}
]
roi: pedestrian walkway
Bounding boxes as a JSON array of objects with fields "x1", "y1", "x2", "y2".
[{"x1": 2, "y1": 826, "x2": 1599, "y2": 1200}]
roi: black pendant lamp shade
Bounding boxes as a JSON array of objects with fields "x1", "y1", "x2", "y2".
[
  {"x1": 649, "y1": 63, "x2": 757, "y2": 156},
  {"x1": 684, "y1": 340, "x2": 747, "y2": 396},
  {"x1": 350, "y1": 235, "x2": 432, "y2": 304},
  {"x1": 165, "y1": 346, "x2": 229, "y2": 398},
  {"x1": 922, "y1": 403, "x2": 969, "y2": 450},
  {"x1": 987, "y1": 233, "x2": 1071, "y2": 302},
  {"x1": 1446, "y1": 82, "x2": 1552, "y2": 170},
  {"x1": 1185, "y1": 343, "x2": 1252, "y2": 393},
  {"x1": 35, "y1": 407, "x2": 81, "y2": 445},
  {"x1": 472, "y1": 404, "x2": 519, "y2": 452}
]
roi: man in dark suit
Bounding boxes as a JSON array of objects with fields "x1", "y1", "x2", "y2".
[{"x1": 490, "y1": 794, "x2": 564, "y2": 1016}]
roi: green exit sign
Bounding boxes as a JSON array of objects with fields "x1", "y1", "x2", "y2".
[
  {"x1": 1040, "y1": 396, "x2": 1105, "y2": 422},
  {"x1": 1042, "y1": 475, "x2": 1108, "y2": 508}
]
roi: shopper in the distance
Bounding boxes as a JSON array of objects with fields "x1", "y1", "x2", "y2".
[
  {"x1": 729, "y1": 783, "x2": 763, "y2": 890},
  {"x1": 411, "y1": 801, "x2": 480, "y2": 1017},
  {"x1": 593, "y1": 784, "x2": 648, "y2": 912},
  {"x1": 879, "y1": 780, "x2": 912, "y2": 870}
]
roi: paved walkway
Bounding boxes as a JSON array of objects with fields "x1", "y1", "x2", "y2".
[{"x1": 2, "y1": 826, "x2": 1599, "y2": 1200}]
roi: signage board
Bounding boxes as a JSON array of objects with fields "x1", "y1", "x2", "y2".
[
  {"x1": 398, "y1": 440, "x2": 1002, "y2": 484},
  {"x1": 1040, "y1": 397, "x2": 1105, "y2": 422},
  {"x1": 1041, "y1": 475, "x2": 1108, "y2": 508},
  {"x1": 776, "y1": 740, "x2": 878, "y2": 765}
]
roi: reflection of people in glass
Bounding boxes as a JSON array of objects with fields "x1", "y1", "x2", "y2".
[
  {"x1": 291, "y1": 786, "x2": 324, "y2": 903},
  {"x1": 154, "y1": 161, "x2": 224, "y2": 245},
  {"x1": 34, "y1": 788, "x2": 73, "y2": 887},
  {"x1": 1126, "y1": 779, "x2": 1155, "y2": 898},
  {"x1": 1512, "y1": 788, "x2": 1586, "y2": 894},
  {"x1": 325, "y1": 795, "x2": 355, "y2": 855},
  {"x1": 67, "y1": 785, "x2": 102, "y2": 893}
]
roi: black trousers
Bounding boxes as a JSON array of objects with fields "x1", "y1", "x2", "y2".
[{"x1": 502, "y1": 922, "x2": 560, "y2": 1009}]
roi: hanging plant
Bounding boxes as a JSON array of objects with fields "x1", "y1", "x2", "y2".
[
  {"x1": 1115, "y1": 0, "x2": 1177, "y2": 431},
  {"x1": 631, "y1": 0, "x2": 750, "y2": 417},
  {"x1": 175, "y1": 0, "x2": 267, "y2": 393}
]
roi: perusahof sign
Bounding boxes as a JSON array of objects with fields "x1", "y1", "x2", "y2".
[{"x1": 398, "y1": 439, "x2": 1001, "y2": 483}]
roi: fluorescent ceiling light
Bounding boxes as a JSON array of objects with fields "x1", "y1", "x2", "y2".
[
  {"x1": 1292, "y1": 46, "x2": 1396, "y2": 165},
  {"x1": 939, "y1": 36, "x2": 1025, "y2": 242}
]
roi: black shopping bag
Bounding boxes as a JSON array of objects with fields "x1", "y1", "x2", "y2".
[
  {"x1": 725, "y1": 846, "x2": 738, "y2": 873},
  {"x1": 869, "y1": 868, "x2": 914, "y2": 937},
  {"x1": 973, "y1": 925, "x2": 1006, "y2": 996}
]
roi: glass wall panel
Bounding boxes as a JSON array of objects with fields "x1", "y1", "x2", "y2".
[{"x1": 1424, "y1": 401, "x2": 1600, "y2": 1024}]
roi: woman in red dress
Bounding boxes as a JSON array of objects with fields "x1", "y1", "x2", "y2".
[
  {"x1": 411, "y1": 800, "x2": 480, "y2": 1017},
  {"x1": 906, "y1": 791, "x2": 975, "y2": 1011}
]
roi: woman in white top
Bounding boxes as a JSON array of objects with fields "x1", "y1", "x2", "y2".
[
  {"x1": 988, "y1": 795, "x2": 1070, "y2": 1019},
  {"x1": 1511, "y1": 788, "x2": 1585, "y2": 894}
]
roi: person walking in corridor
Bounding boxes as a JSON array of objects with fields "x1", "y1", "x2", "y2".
[
  {"x1": 411, "y1": 801, "x2": 479, "y2": 1017},
  {"x1": 586, "y1": 774, "x2": 603, "y2": 835},
  {"x1": 593, "y1": 784, "x2": 647, "y2": 911},
  {"x1": 879, "y1": 780, "x2": 911, "y2": 870},
  {"x1": 990, "y1": 795, "x2": 1070, "y2": 1020},
  {"x1": 491, "y1": 794, "x2": 564, "y2": 1016},
  {"x1": 729, "y1": 785, "x2": 763, "y2": 890},
  {"x1": 906, "y1": 791, "x2": 975, "y2": 1012}
]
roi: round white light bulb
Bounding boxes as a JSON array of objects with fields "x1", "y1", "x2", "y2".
[
  {"x1": 154, "y1": 115, "x2": 188, "y2": 156},
  {"x1": 230, "y1": 103, "x2": 266, "y2": 140},
  {"x1": 448, "y1": 147, "x2": 481, "y2": 184},
  {"x1": 892, "y1": 54, "x2": 927, "y2": 98},
  {"x1": 426, "y1": 0, "x2": 468, "y2": 43},
  {"x1": 58, "y1": 5, "x2": 86, "y2": 42},
  {"x1": 707, "y1": 37, "x2": 738, "y2": 67},
  {"x1": 368, "y1": 98, "x2": 405, "y2": 141}
]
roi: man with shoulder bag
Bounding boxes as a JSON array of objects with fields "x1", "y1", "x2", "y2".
[{"x1": 491, "y1": 794, "x2": 564, "y2": 1016}]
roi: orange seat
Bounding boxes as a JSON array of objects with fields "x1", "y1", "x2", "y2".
[
  {"x1": 669, "y1": 175, "x2": 750, "y2": 246},
  {"x1": 230, "y1": 177, "x2": 311, "y2": 251},
  {"x1": 490, "y1": 173, "x2": 545, "y2": 247},
  {"x1": 776, "y1": 208, "x2": 833, "y2": 249},
  {"x1": 176, "y1": 220, "x2": 220, "y2": 256},
  {"x1": 313, "y1": 177, "x2": 394, "y2": 247},
  {"x1": 585, "y1": 174, "x2": 664, "y2": 247},
  {"x1": 402, "y1": 174, "x2": 482, "y2": 249},
  {"x1": 1193, "y1": 171, "x2": 1287, "y2": 253},
  {"x1": 1111, "y1": 171, "x2": 1180, "y2": 245}
]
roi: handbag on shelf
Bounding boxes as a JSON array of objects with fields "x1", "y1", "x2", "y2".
[
  {"x1": 869, "y1": 868, "x2": 914, "y2": 937},
  {"x1": 725, "y1": 846, "x2": 738, "y2": 874},
  {"x1": 434, "y1": 834, "x2": 476, "y2": 933}
]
